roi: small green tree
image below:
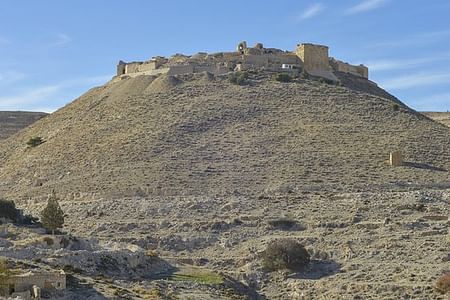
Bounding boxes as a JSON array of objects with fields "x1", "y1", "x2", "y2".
[{"x1": 40, "y1": 191, "x2": 65, "y2": 235}]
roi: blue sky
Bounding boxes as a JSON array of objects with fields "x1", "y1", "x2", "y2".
[{"x1": 0, "y1": 0, "x2": 449, "y2": 112}]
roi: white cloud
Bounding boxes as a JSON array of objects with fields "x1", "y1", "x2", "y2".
[
  {"x1": 297, "y1": 3, "x2": 324, "y2": 21},
  {"x1": 49, "y1": 33, "x2": 72, "y2": 47},
  {"x1": 346, "y1": 0, "x2": 389, "y2": 15},
  {"x1": 0, "y1": 75, "x2": 111, "y2": 112},
  {"x1": 0, "y1": 85, "x2": 61, "y2": 110},
  {"x1": 379, "y1": 72, "x2": 450, "y2": 90}
]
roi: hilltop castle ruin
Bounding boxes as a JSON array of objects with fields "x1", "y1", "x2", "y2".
[{"x1": 116, "y1": 42, "x2": 368, "y2": 81}]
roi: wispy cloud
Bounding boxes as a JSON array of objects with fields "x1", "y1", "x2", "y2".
[
  {"x1": 0, "y1": 85, "x2": 61, "y2": 110},
  {"x1": 367, "y1": 54, "x2": 450, "y2": 71},
  {"x1": 49, "y1": 33, "x2": 72, "y2": 47},
  {"x1": 379, "y1": 72, "x2": 450, "y2": 90},
  {"x1": 346, "y1": 0, "x2": 389, "y2": 15},
  {"x1": 368, "y1": 30, "x2": 450, "y2": 49},
  {"x1": 0, "y1": 75, "x2": 111, "y2": 112},
  {"x1": 296, "y1": 3, "x2": 324, "y2": 21}
]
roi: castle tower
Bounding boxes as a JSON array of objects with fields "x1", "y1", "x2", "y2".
[{"x1": 296, "y1": 43, "x2": 331, "y2": 73}]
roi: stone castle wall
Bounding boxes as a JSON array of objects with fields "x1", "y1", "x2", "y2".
[
  {"x1": 116, "y1": 41, "x2": 369, "y2": 81},
  {"x1": 329, "y1": 58, "x2": 368, "y2": 79},
  {"x1": 296, "y1": 43, "x2": 330, "y2": 73}
]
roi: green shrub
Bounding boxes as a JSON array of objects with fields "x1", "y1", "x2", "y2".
[
  {"x1": 60, "y1": 236, "x2": 70, "y2": 248},
  {"x1": 43, "y1": 236, "x2": 54, "y2": 246},
  {"x1": 392, "y1": 103, "x2": 400, "y2": 111},
  {"x1": 299, "y1": 70, "x2": 309, "y2": 79},
  {"x1": 318, "y1": 77, "x2": 336, "y2": 85},
  {"x1": 27, "y1": 136, "x2": 44, "y2": 147},
  {"x1": 273, "y1": 73, "x2": 292, "y2": 83},
  {"x1": 0, "y1": 199, "x2": 19, "y2": 222},
  {"x1": 261, "y1": 239, "x2": 310, "y2": 271},
  {"x1": 229, "y1": 71, "x2": 248, "y2": 85}
]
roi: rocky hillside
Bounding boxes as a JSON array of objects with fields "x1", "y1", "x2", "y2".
[
  {"x1": 423, "y1": 112, "x2": 450, "y2": 128},
  {"x1": 0, "y1": 72, "x2": 449, "y2": 201},
  {"x1": 0, "y1": 111, "x2": 47, "y2": 140}
]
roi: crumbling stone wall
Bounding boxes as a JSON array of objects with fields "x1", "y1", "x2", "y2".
[
  {"x1": 330, "y1": 58, "x2": 368, "y2": 79},
  {"x1": 1, "y1": 270, "x2": 66, "y2": 298},
  {"x1": 115, "y1": 41, "x2": 369, "y2": 80},
  {"x1": 125, "y1": 62, "x2": 142, "y2": 74},
  {"x1": 137, "y1": 61, "x2": 158, "y2": 72}
]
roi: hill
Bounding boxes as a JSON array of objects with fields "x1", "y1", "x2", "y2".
[
  {"x1": 0, "y1": 111, "x2": 47, "y2": 140},
  {"x1": 0, "y1": 71, "x2": 449, "y2": 299},
  {"x1": 0, "y1": 71, "x2": 449, "y2": 202},
  {"x1": 423, "y1": 112, "x2": 450, "y2": 128}
]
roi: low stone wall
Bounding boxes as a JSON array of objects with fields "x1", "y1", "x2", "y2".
[
  {"x1": 137, "y1": 61, "x2": 158, "y2": 72},
  {"x1": 330, "y1": 58, "x2": 368, "y2": 79},
  {"x1": 194, "y1": 65, "x2": 229, "y2": 75},
  {"x1": 8, "y1": 270, "x2": 66, "y2": 293},
  {"x1": 167, "y1": 65, "x2": 195, "y2": 76}
]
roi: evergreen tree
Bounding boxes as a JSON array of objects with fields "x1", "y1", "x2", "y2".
[{"x1": 40, "y1": 191, "x2": 65, "y2": 235}]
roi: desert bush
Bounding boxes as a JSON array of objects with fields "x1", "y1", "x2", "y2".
[
  {"x1": 229, "y1": 71, "x2": 248, "y2": 85},
  {"x1": 43, "y1": 236, "x2": 54, "y2": 246},
  {"x1": 435, "y1": 273, "x2": 450, "y2": 294},
  {"x1": 273, "y1": 73, "x2": 292, "y2": 83},
  {"x1": 60, "y1": 236, "x2": 70, "y2": 248},
  {"x1": 261, "y1": 239, "x2": 310, "y2": 271},
  {"x1": 62, "y1": 265, "x2": 82, "y2": 274},
  {"x1": 27, "y1": 136, "x2": 44, "y2": 147},
  {"x1": 267, "y1": 218, "x2": 305, "y2": 231},
  {"x1": 318, "y1": 77, "x2": 336, "y2": 85},
  {"x1": 0, "y1": 199, "x2": 19, "y2": 222},
  {"x1": 392, "y1": 103, "x2": 400, "y2": 111},
  {"x1": 299, "y1": 70, "x2": 310, "y2": 79}
]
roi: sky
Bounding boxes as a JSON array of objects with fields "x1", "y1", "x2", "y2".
[{"x1": 0, "y1": 0, "x2": 449, "y2": 112}]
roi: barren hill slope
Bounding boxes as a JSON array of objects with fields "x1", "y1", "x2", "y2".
[
  {"x1": 423, "y1": 112, "x2": 450, "y2": 128},
  {"x1": 0, "y1": 72, "x2": 450, "y2": 201},
  {"x1": 0, "y1": 111, "x2": 47, "y2": 140}
]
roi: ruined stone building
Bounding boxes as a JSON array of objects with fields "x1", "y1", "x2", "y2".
[
  {"x1": 116, "y1": 41, "x2": 369, "y2": 81},
  {"x1": 0, "y1": 269, "x2": 66, "y2": 300}
]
